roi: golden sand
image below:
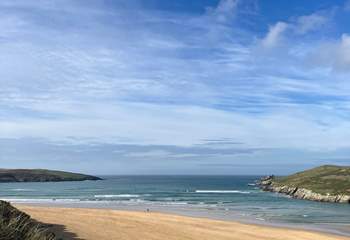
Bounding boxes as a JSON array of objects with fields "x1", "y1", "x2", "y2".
[{"x1": 16, "y1": 205, "x2": 349, "y2": 240}]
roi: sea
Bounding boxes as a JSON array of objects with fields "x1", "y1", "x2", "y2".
[{"x1": 0, "y1": 175, "x2": 349, "y2": 236}]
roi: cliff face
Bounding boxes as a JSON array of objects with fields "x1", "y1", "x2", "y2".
[
  {"x1": 0, "y1": 200, "x2": 56, "y2": 240},
  {"x1": 0, "y1": 169, "x2": 102, "y2": 183},
  {"x1": 259, "y1": 174, "x2": 350, "y2": 204}
]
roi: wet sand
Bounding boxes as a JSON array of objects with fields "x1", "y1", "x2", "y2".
[{"x1": 16, "y1": 205, "x2": 350, "y2": 240}]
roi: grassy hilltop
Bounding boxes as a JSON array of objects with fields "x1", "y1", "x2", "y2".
[
  {"x1": 0, "y1": 169, "x2": 102, "y2": 183},
  {"x1": 274, "y1": 165, "x2": 350, "y2": 195}
]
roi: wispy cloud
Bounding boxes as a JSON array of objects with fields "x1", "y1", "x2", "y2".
[
  {"x1": 1, "y1": 0, "x2": 350, "y2": 173},
  {"x1": 293, "y1": 12, "x2": 329, "y2": 35},
  {"x1": 308, "y1": 33, "x2": 350, "y2": 72},
  {"x1": 260, "y1": 11, "x2": 331, "y2": 48},
  {"x1": 261, "y1": 21, "x2": 288, "y2": 48},
  {"x1": 207, "y1": 0, "x2": 239, "y2": 23}
]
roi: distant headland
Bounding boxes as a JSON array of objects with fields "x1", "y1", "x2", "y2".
[
  {"x1": 0, "y1": 169, "x2": 102, "y2": 183},
  {"x1": 258, "y1": 165, "x2": 350, "y2": 203}
]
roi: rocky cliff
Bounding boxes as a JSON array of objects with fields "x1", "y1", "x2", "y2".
[{"x1": 258, "y1": 165, "x2": 350, "y2": 204}]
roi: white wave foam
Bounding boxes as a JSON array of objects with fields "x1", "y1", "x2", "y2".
[
  {"x1": 0, "y1": 198, "x2": 77, "y2": 203},
  {"x1": 0, "y1": 198, "x2": 122, "y2": 205},
  {"x1": 195, "y1": 190, "x2": 250, "y2": 194},
  {"x1": 94, "y1": 194, "x2": 140, "y2": 198},
  {"x1": 11, "y1": 188, "x2": 35, "y2": 191},
  {"x1": 163, "y1": 202, "x2": 188, "y2": 205}
]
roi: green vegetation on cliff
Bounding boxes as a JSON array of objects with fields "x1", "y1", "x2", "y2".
[
  {"x1": 0, "y1": 200, "x2": 55, "y2": 240},
  {"x1": 0, "y1": 169, "x2": 102, "y2": 183},
  {"x1": 274, "y1": 165, "x2": 350, "y2": 195}
]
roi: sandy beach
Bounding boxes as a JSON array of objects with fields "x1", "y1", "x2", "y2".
[{"x1": 16, "y1": 205, "x2": 350, "y2": 240}]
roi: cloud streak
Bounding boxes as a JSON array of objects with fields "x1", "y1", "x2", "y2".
[
  {"x1": 1, "y1": 0, "x2": 350, "y2": 173},
  {"x1": 261, "y1": 21, "x2": 288, "y2": 48}
]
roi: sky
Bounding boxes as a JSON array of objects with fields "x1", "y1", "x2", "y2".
[{"x1": 1, "y1": 0, "x2": 350, "y2": 175}]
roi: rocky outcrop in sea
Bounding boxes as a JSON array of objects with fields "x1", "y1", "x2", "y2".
[{"x1": 258, "y1": 175, "x2": 350, "y2": 204}]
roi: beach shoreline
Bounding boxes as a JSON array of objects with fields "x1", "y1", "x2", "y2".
[
  {"x1": 3, "y1": 175, "x2": 349, "y2": 237},
  {"x1": 12, "y1": 201, "x2": 350, "y2": 237},
  {"x1": 14, "y1": 203, "x2": 350, "y2": 240}
]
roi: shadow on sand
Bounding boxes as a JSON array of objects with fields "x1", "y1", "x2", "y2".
[{"x1": 42, "y1": 222, "x2": 85, "y2": 240}]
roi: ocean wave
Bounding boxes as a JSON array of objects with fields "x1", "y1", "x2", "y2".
[
  {"x1": 11, "y1": 188, "x2": 35, "y2": 192},
  {"x1": 94, "y1": 194, "x2": 140, "y2": 198},
  {"x1": 0, "y1": 198, "x2": 200, "y2": 209},
  {"x1": 195, "y1": 190, "x2": 250, "y2": 194},
  {"x1": 0, "y1": 198, "x2": 82, "y2": 203},
  {"x1": 161, "y1": 201, "x2": 188, "y2": 205}
]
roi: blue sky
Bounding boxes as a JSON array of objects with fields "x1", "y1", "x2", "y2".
[{"x1": 1, "y1": 0, "x2": 350, "y2": 175}]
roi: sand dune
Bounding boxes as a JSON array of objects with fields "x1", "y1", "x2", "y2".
[{"x1": 16, "y1": 205, "x2": 349, "y2": 240}]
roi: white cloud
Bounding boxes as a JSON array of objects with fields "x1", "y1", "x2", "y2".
[
  {"x1": 2, "y1": 99, "x2": 350, "y2": 151},
  {"x1": 294, "y1": 13, "x2": 328, "y2": 35},
  {"x1": 124, "y1": 150, "x2": 171, "y2": 158},
  {"x1": 260, "y1": 12, "x2": 329, "y2": 49},
  {"x1": 261, "y1": 22, "x2": 288, "y2": 48},
  {"x1": 216, "y1": 0, "x2": 239, "y2": 14},
  {"x1": 334, "y1": 34, "x2": 350, "y2": 70},
  {"x1": 308, "y1": 34, "x2": 350, "y2": 72},
  {"x1": 2, "y1": 0, "x2": 350, "y2": 173},
  {"x1": 208, "y1": 0, "x2": 239, "y2": 23}
]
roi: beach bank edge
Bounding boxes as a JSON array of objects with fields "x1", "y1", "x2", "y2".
[{"x1": 0, "y1": 200, "x2": 56, "y2": 240}]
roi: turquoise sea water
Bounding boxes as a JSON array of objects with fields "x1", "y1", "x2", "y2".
[{"x1": 1, "y1": 176, "x2": 349, "y2": 235}]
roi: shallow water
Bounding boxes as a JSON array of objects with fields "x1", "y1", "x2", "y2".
[{"x1": 1, "y1": 176, "x2": 349, "y2": 235}]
